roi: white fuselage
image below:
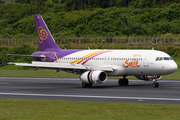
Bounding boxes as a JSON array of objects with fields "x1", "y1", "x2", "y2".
[{"x1": 56, "y1": 49, "x2": 178, "y2": 76}]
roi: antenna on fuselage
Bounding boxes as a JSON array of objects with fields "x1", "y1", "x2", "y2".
[
  {"x1": 88, "y1": 47, "x2": 90, "y2": 50},
  {"x1": 152, "y1": 47, "x2": 154, "y2": 50}
]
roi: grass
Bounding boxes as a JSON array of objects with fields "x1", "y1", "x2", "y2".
[
  {"x1": 0, "y1": 69, "x2": 79, "y2": 78},
  {"x1": 0, "y1": 98, "x2": 180, "y2": 119}
]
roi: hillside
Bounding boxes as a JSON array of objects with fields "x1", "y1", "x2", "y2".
[{"x1": 0, "y1": 0, "x2": 180, "y2": 37}]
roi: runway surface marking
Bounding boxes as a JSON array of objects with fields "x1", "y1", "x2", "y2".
[{"x1": 0, "y1": 92, "x2": 180, "y2": 101}]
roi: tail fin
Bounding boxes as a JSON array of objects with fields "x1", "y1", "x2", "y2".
[{"x1": 34, "y1": 15, "x2": 61, "y2": 51}]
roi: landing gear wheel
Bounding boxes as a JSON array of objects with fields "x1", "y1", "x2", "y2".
[
  {"x1": 82, "y1": 82, "x2": 92, "y2": 88},
  {"x1": 152, "y1": 82, "x2": 159, "y2": 88},
  {"x1": 118, "y1": 79, "x2": 124, "y2": 86},
  {"x1": 87, "y1": 83, "x2": 92, "y2": 88},
  {"x1": 124, "y1": 79, "x2": 129, "y2": 86},
  {"x1": 82, "y1": 82, "x2": 87, "y2": 88},
  {"x1": 118, "y1": 79, "x2": 129, "y2": 86}
]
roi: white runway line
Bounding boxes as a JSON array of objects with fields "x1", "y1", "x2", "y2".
[{"x1": 0, "y1": 92, "x2": 180, "y2": 101}]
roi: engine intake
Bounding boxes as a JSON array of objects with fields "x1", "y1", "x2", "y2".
[
  {"x1": 80, "y1": 71, "x2": 107, "y2": 84},
  {"x1": 135, "y1": 75, "x2": 162, "y2": 81}
]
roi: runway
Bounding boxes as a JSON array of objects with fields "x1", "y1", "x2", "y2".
[{"x1": 0, "y1": 77, "x2": 180, "y2": 104}]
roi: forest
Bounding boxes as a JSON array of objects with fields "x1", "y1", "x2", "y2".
[{"x1": 0, "y1": 0, "x2": 180, "y2": 37}]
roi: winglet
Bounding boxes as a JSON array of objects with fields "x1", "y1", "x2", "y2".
[{"x1": 3, "y1": 61, "x2": 7, "y2": 67}]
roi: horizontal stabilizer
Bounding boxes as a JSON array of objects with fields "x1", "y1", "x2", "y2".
[
  {"x1": 3, "y1": 61, "x2": 7, "y2": 66},
  {"x1": 6, "y1": 54, "x2": 45, "y2": 58}
]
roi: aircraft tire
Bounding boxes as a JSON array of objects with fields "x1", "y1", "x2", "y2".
[
  {"x1": 118, "y1": 79, "x2": 124, "y2": 86},
  {"x1": 152, "y1": 83, "x2": 159, "y2": 88},
  {"x1": 155, "y1": 83, "x2": 159, "y2": 87},
  {"x1": 82, "y1": 82, "x2": 88, "y2": 88},
  {"x1": 87, "y1": 83, "x2": 92, "y2": 88},
  {"x1": 124, "y1": 79, "x2": 129, "y2": 86},
  {"x1": 82, "y1": 82, "x2": 92, "y2": 88}
]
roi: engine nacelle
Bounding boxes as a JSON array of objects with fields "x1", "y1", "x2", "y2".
[
  {"x1": 80, "y1": 71, "x2": 107, "y2": 84},
  {"x1": 135, "y1": 75, "x2": 162, "y2": 81}
]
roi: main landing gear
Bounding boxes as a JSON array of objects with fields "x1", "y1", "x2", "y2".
[
  {"x1": 82, "y1": 82, "x2": 92, "y2": 88},
  {"x1": 118, "y1": 76, "x2": 129, "y2": 86}
]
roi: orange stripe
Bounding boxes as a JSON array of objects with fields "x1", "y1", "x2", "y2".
[
  {"x1": 41, "y1": 51, "x2": 52, "y2": 55},
  {"x1": 76, "y1": 51, "x2": 106, "y2": 64},
  {"x1": 53, "y1": 52, "x2": 61, "y2": 63},
  {"x1": 76, "y1": 51, "x2": 104, "y2": 64},
  {"x1": 70, "y1": 51, "x2": 102, "y2": 64},
  {"x1": 70, "y1": 58, "x2": 81, "y2": 64}
]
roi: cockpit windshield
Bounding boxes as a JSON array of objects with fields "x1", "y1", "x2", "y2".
[
  {"x1": 164, "y1": 57, "x2": 170, "y2": 60},
  {"x1": 159, "y1": 57, "x2": 163, "y2": 61},
  {"x1": 155, "y1": 57, "x2": 173, "y2": 61},
  {"x1": 155, "y1": 57, "x2": 159, "y2": 61}
]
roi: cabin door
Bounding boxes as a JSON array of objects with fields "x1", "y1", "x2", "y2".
[{"x1": 143, "y1": 53, "x2": 151, "y2": 67}]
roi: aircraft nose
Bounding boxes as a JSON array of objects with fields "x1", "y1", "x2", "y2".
[{"x1": 168, "y1": 61, "x2": 178, "y2": 73}]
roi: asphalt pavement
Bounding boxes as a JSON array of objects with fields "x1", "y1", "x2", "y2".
[{"x1": 0, "y1": 77, "x2": 180, "y2": 104}]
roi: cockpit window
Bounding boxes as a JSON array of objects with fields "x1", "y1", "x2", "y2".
[
  {"x1": 159, "y1": 57, "x2": 163, "y2": 61},
  {"x1": 164, "y1": 57, "x2": 170, "y2": 60},
  {"x1": 156, "y1": 57, "x2": 173, "y2": 61},
  {"x1": 155, "y1": 57, "x2": 159, "y2": 61}
]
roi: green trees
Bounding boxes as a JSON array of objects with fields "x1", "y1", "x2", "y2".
[
  {"x1": 0, "y1": 0, "x2": 180, "y2": 37},
  {"x1": 15, "y1": 0, "x2": 31, "y2": 4},
  {"x1": 0, "y1": 0, "x2": 5, "y2": 4},
  {"x1": 60, "y1": 0, "x2": 180, "y2": 10}
]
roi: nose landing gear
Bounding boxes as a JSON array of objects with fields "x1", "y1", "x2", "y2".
[
  {"x1": 152, "y1": 82, "x2": 159, "y2": 88},
  {"x1": 152, "y1": 79, "x2": 159, "y2": 88}
]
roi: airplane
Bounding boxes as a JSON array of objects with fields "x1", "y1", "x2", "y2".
[{"x1": 5, "y1": 15, "x2": 178, "y2": 88}]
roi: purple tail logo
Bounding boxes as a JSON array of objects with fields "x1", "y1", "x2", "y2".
[{"x1": 38, "y1": 26, "x2": 48, "y2": 43}]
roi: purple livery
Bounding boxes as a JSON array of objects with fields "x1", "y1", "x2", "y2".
[
  {"x1": 3, "y1": 60, "x2": 7, "y2": 67},
  {"x1": 33, "y1": 15, "x2": 82, "y2": 62},
  {"x1": 34, "y1": 15, "x2": 60, "y2": 51}
]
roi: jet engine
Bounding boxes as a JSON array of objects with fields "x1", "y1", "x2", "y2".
[
  {"x1": 135, "y1": 75, "x2": 162, "y2": 81},
  {"x1": 80, "y1": 71, "x2": 107, "y2": 84}
]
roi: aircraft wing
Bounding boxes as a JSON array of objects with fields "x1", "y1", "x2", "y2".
[{"x1": 6, "y1": 61, "x2": 113, "y2": 72}]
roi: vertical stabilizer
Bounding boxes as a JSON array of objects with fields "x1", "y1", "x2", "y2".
[{"x1": 34, "y1": 15, "x2": 60, "y2": 51}]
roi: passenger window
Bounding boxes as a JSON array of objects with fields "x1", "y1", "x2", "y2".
[
  {"x1": 155, "y1": 57, "x2": 159, "y2": 61},
  {"x1": 159, "y1": 57, "x2": 163, "y2": 61}
]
